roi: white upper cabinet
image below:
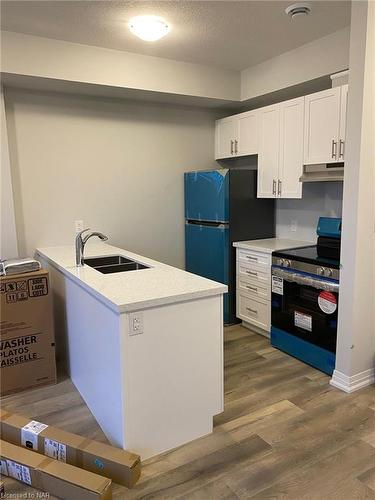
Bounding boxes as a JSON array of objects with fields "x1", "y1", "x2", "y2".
[
  {"x1": 278, "y1": 97, "x2": 304, "y2": 199},
  {"x1": 215, "y1": 84, "x2": 348, "y2": 198},
  {"x1": 257, "y1": 98, "x2": 304, "y2": 199},
  {"x1": 215, "y1": 116, "x2": 238, "y2": 159},
  {"x1": 304, "y1": 86, "x2": 348, "y2": 165},
  {"x1": 238, "y1": 110, "x2": 259, "y2": 156},
  {"x1": 257, "y1": 104, "x2": 280, "y2": 198},
  {"x1": 338, "y1": 84, "x2": 348, "y2": 160},
  {"x1": 215, "y1": 110, "x2": 258, "y2": 159}
]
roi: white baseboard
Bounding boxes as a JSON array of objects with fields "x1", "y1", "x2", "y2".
[
  {"x1": 242, "y1": 321, "x2": 270, "y2": 339},
  {"x1": 330, "y1": 368, "x2": 375, "y2": 393}
]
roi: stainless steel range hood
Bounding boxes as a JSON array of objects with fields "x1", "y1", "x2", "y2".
[{"x1": 299, "y1": 163, "x2": 344, "y2": 183}]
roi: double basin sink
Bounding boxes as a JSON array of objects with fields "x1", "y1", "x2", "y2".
[{"x1": 84, "y1": 255, "x2": 150, "y2": 274}]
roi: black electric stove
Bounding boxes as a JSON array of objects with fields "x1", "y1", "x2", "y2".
[
  {"x1": 270, "y1": 218, "x2": 342, "y2": 375},
  {"x1": 273, "y1": 245, "x2": 340, "y2": 271}
]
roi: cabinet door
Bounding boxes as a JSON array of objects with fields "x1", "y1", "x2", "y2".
[
  {"x1": 303, "y1": 87, "x2": 341, "y2": 165},
  {"x1": 215, "y1": 117, "x2": 237, "y2": 159},
  {"x1": 238, "y1": 110, "x2": 258, "y2": 156},
  {"x1": 278, "y1": 97, "x2": 304, "y2": 199},
  {"x1": 237, "y1": 293, "x2": 270, "y2": 331},
  {"x1": 338, "y1": 84, "x2": 348, "y2": 161},
  {"x1": 257, "y1": 104, "x2": 280, "y2": 198}
]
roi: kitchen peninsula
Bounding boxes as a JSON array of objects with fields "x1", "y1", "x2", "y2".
[{"x1": 36, "y1": 243, "x2": 227, "y2": 460}]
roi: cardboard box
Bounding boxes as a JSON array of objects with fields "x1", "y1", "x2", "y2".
[
  {"x1": 0, "y1": 269, "x2": 57, "y2": 396},
  {"x1": 0, "y1": 409, "x2": 141, "y2": 488},
  {"x1": 0, "y1": 440, "x2": 112, "y2": 500}
]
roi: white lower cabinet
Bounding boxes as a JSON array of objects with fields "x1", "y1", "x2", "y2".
[
  {"x1": 237, "y1": 293, "x2": 269, "y2": 331},
  {"x1": 236, "y1": 248, "x2": 271, "y2": 336},
  {"x1": 237, "y1": 261, "x2": 270, "y2": 287},
  {"x1": 238, "y1": 248, "x2": 271, "y2": 267},
  {"x1": 237, "y1": 275, "x2": 269, "y2": 301},
  {"x1": 235, "y1": 240, "x2": 313, "y2": 336}
]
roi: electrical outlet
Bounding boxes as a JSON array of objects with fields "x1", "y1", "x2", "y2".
[
  {"x1": 290, "y1": 220, "x2": 298, "y2": 232},
  {"x1": 129, "y1": 312, "x2": 143, "y2": 335},
  {"x1": 75, "y1": 220, "x2": 84, "y2": 234}
]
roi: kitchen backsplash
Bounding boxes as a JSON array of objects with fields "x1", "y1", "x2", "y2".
[{"x1": 276, "y1": 182, "x2": 343, "y2": 242}]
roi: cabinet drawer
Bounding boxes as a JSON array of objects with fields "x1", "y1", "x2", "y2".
[
  {"x1": 237, "y1": 249, "x2": 271, "y2": 268},
  {"x1": 237, "y1": 276, "x2": 270, "y2": 300},
  {"x1": 237, "y1": 262, "x2": 270, "y2": 287},
  {"x1": 237, "y1": 294, "x2": 270, "y2": 331}
]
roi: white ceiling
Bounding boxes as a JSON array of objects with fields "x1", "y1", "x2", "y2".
[{"x1": 1, "y1": 1, "x2": 351, "y2": 71}]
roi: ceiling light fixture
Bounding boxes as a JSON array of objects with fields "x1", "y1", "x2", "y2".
[
  {"x1": 128, "y1": 15, "x2": 170, "y2": 42},
  {"x1": 285, "y1": 3, "x2": 311, "y2": 19}
]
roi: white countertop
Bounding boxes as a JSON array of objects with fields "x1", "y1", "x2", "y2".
[
  {"x1": 233, "y1": 238, "x2": 314, "y2": 254},
  {"x1": 36, "y1": 243, "x2": 227, "y2": 314}
]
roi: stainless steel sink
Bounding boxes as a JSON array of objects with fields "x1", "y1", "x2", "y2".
[
  {"x1": 84, "y1": 255, "x2": 133, "y2": 267},
  {"x1": 84, "y1": 255, "x2": 150, "y2": 274}
]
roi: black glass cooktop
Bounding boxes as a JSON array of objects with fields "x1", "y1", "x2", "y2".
[{"x1": 273, "y1": 245, "x2": 340, "y2": 269}]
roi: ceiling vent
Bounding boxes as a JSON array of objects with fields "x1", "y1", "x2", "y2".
[{"x1": 285, "y1": 3, "x2": 311, "y2": 19}]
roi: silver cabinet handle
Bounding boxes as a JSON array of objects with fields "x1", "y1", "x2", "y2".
[
  {"x1": 230, "y1": 140, "x2": 234, "y2": 155},
  {"x1": 246, "y1": 270, "x2": 258, "y2": 276},
  {"x1": 331, "y1": 140, "x2": 337, "y2": 159},
  {"x1": 246, "y1": 285, "x2": 258, "y2": 292},
  {"x1": 339, "y1": 139, "x2": 345, "y2": 158},
  {"x1": 246, "y1": 307, "x2": 258, "y2": 314},
  {"x1": 234, "y1": 139, "x2": 238, "y2": 154},
  {"x1": 272, "y1": 179, "x2": 276, "y2": 196},
  {"x1": 246, "y1": 255, "x2": 258, "y2": 261},
  {"x1": 277, "y1": 179, "x2": 282, "y2": 196}
]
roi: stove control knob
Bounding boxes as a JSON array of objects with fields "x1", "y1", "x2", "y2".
[
  {"x1": 325, "y1": 268, "x2": 333, "y2": 277},
  {"x1": 283, "y1": 259, "x2": 291, "y2": 268},
  {"x1": 317, "y1": 267, "x2": 325, "y2": 276}
]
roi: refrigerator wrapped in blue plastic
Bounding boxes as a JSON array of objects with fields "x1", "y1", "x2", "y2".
[{"x1": 185, "y1": 168, "x2": 275, "y2": 324}]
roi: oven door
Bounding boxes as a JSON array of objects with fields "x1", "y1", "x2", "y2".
[{"x1": 271, "y1": 267, "x2": 339, "y2": 353}]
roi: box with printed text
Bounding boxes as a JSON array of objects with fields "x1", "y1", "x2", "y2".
[
  {"x1": 0, "y1": 439, "x2": 112, "y2": 500},
  {"x1": 0, "y1": 409, "x2": 141, "y2": 489},
  {"x1": 0, "y1": 269, "x2": 57, "y2": 396}
]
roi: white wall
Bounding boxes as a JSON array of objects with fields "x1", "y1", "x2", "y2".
[
  {"x1": 332, "y1": 0, "x2": 375, "y2": 390},
  {"x1": 1, "y1": 31, "x2": 240, "y2": 102},
  {"x1": 241, "y1": 27, "x2": 350, "y2": 101},
  {"x1": 276, "y1": 183, "x2": 343, "y2": 242},
  {"x1": 1, "y1": 28, "x2": 350, "y2": 105},
  {"x1": 5, "y1": 88, "x2": 218, "y2": 267},
  {"x1": 1, "y1": 86, "x2": 19, "y2": 259}
]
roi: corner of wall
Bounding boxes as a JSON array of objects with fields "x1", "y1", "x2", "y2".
[{"x1": 240, "y1": 27, "x2": 350, "y2": 101}]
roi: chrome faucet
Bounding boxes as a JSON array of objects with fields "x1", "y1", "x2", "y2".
[{"x1": 75, "y1": 228, "x2": 108, "y2": 267}]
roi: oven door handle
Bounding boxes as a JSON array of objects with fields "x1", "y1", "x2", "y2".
[{"x1": 272, "y1": 267, "x2": 339, "y2": 292}]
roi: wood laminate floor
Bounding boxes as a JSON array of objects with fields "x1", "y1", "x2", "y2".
[{"x1": 2, "y1": 325, "x2": 375, "y2": 499}]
